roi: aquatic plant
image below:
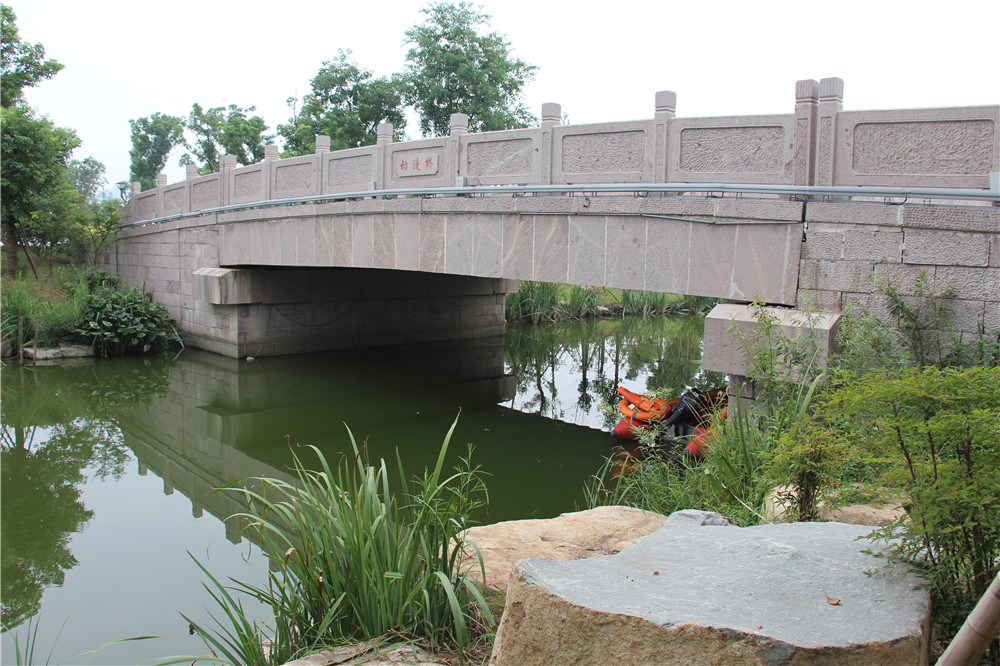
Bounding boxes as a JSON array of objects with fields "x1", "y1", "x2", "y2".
[
  {"x1": 77, "y1": 286, "x2": 181, "y2": 357},
  {"x1": 183, "y1": 417, "x2": 493, "y2": 663}
]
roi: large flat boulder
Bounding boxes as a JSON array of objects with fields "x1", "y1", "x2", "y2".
[
  {"x1": 490, "y1": 510, "x2": 930, "y2": 665},
  {"x1": 463, "y1": 506, "x2": 668, "y2": 591}
]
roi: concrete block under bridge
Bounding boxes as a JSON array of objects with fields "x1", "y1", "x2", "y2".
[{"x1": 190, "y1": 266, "x2": 514, "y2": 358}]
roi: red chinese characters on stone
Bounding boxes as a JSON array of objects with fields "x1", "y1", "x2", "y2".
[{"x1": 399, "y1": 160, "x2": 408, "y2": 171}]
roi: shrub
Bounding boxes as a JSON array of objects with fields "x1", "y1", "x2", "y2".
[
  {"x1": 77, "y1": 286, "x2": 180, "y2": 357},
  {"x1": 187, "y1": 418, "x2": 493, "y2": 663},
  {"x1": 778, "y1": 366, "x2": 1000, "y2": 661}
]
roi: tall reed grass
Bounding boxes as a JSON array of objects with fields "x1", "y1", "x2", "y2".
[{"x1": 181, "y1": 418, "x2": 493, "y2": 665}]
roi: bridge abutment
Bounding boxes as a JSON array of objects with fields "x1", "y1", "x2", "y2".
[{"x1": 187, "y1": 267, "x2": 513, "y2": 358}]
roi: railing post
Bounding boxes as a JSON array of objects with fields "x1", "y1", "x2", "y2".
[
  {"x1": 375, "y1": 122, "x2": 394, "y2": 190},
  {"x1": 450, "y1": 113, "x2": 469, "y2": 185},
  {"x1": 815, "y1": 77, "x2": 843, "y2": 186},
  {"x1": 221, "y1": 154, "x2": 237, "y2": 205},
  {"x1": 314, "y1": 135, "x2": 330, "y2": 195},
  {"x1": 155, "y1": 173, "x2": 168, "y2": 217},
  {"x1": 794, "y1": 79, "x2": 819, "y2": 187},
  {"x1": 540, "y1": 102, "x2": 561, "y2": 185},
  {"x1": 654, "y1": 90, "x2": 676, "y2": 183}
]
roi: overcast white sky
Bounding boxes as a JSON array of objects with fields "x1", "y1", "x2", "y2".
[{"x1": 10, "y1": 0, "x2": 999, "y2": 189}]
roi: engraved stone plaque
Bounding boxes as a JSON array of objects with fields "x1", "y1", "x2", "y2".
[{"x1": 394, "y1": 150, "x2": 441, "y2": 177}]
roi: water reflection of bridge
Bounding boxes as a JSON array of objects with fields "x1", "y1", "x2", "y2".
[{"x1": 117, "y1": 339, "x2": 619, "y2": 538}]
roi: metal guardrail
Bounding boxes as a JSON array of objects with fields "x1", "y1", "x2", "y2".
[{"x1": 122, "y1": 182, "x2": 1000, "y2": 228}]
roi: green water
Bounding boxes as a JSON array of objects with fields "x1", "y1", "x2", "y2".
[{"x1": 1, "y1": 314, "x2": 720, "y2": 664}]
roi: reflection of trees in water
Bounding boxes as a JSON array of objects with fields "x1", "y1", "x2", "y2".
[
  {"x1": 504, "y1": 316, "x2": 724, "y2": 425},
  {"x1": 0, "y1": 358, "x2": 175, "y2": 630}
]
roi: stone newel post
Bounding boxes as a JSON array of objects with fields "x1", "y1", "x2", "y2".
[
  {"x1": 815, "y1": 77, "x2": 844, "y2": 186},
  {"x1": 654, "y1": 90, "x2": 676, "y2": 181},
  {"x1": 794, "y1": 79, "x2": 819, "y2": 187},
  {"x1": 540, "y1": 102, "x2": 561, "y2": 185}
]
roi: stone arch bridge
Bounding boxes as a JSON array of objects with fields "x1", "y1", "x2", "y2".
[{"x1": 114, "y1": 77, "x2": 999, "y2": 375}]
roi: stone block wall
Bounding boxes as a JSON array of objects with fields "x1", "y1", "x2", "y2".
[{"x1": 799, "y1": 203, "x2": 1000, "y2": 338}]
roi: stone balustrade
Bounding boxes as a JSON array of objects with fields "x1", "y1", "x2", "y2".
[{"x1": 125, "y1": 77, "x2": 1000, "y2": 225}]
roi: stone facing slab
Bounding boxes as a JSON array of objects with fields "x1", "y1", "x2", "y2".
[{"x1": 490, "y1": 510, "x2": 930, "y2": 666}]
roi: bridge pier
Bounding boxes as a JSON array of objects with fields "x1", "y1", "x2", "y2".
[{"x1": 191, "y1": 266, "x2": 514, "y2": 358}]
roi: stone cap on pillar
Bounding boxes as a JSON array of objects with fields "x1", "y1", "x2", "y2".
[
  {"x1": 795, "y1": 79, "x2": 820, "y2": 104},
  {"x1": 541, "y1": 102, "x2": 561, "y2": 125},
  {"x1": 450, "y1": 113, "x2": 469, "y2": 135},
  {"x1": 819, "y1": 77, "x2": 844, "y2": 104},
  {"x1": 155, "y1": 173, "x2": 168, "y2": 187},
  {"x1": 654, "y1": 90, "x2": 676, "y2": 117},
  {"x1": 315, "y1": 135, "x2": 331, "y2": 153},
  {"x1": 264, "y1": 144, "x2": 280, "y2": 161},
  {"x1": 186, "y1": 163, "x2": 199, "y2": 180}
]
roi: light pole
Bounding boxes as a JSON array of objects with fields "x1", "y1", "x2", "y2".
[{"x1": 116, "y1": 181, "x2": 129, "y2": 201}]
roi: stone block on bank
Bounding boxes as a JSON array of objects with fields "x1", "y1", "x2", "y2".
[{"x1": 490, "y1": 510, "x2": 930, "y2": 665}]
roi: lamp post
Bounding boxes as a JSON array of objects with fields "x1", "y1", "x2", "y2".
[{"x1": 116, "y1": 181, "x2": 129, "y2": 201}]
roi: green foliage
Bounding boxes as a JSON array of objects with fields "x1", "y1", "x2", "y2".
[
  {"x1": 69, "y1": 199, "x2": 124, "y2": 265},
  {"x1": 0, "y1": 277, "x2": 87, "y2": 348},
  {"x1": 404, "y1": 2, "x2": 537, "y2": 136},
  {"x1": 67, "y1": 157, "x2": 106, "y2": 203},
  {"x1": 620, "y1": 289, "x2": 670, "y2": 317},
  {"x1": 564, "y1": 285, "x2": 603, "y2": 319},
  {"x1": 1, "y1": 105, "x2": 80, "y2": 278},
  {"x1": 279, "y1": 50, "x2": 407, "y2": 155},
  {"x1": 74, "y1": 267, "x2": 123, "y2": 293},
  {"x1": 182, "y1": 103, "x2": 273, "y2": 173},
  {"x1": 506, "y1": 280, "x2": 560, "y2": 323},
  {"x1": 188, "y1": 418, "x2": 492, "y2": 662},
  {"x1": 730, "y1": 299, "x2": 825, "y2": 416},
  {"x1": 682, "y1": 294, "x2": 719, "y2": 314},
  {"x1": 77, "y1": 286, "x2": 180, "y2": 357},
  {"x1": 0, "y1": 5, "x2": 63, "y2": 109},
  {"x1": 585, "y1": 410, "x2": 770, "y2": 527},
  {"x1": 876, "y1": 270, "x2": 956, "y2": 368},
  {"x1": 129, "y1": 113, "x2": 185, "y2": 191},
  {"x1": 781, "y1": 367, "x2": 1000, "y2": 660}
]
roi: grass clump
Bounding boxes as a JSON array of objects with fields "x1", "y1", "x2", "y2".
[{"x1": 183, "y1": 417, "x2": 493, "y2": 665}]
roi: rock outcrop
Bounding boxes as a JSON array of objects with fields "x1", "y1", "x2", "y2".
[
  {"x1": 462, "y1": 506, "x2": 668, "y2": 591},
  {"x1": 490, "y1": 510, "x2": 930, "y2": 665}
]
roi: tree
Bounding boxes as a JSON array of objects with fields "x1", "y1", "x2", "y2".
[
  {"x1": 1, "y1": 105, "x2": 79, "y2": 278},
  {"x1": 278, "y1": 50, "x2": 407, "y2": 156},
  {"x1": 68, "y1": 156, "x2": 106, "y2": 202},
  {"x1": 128, "y1": 112, "x2": 185, "y2": 191},
  {"x1": 70, "y1": 199, "x2": 125, "y2": 266},
  {"x1": 22, "y1": 175, "x2": 83, "y2": 273},
  {"x1": 0, "y1": 4, "x2": 63, "y2": 109},
  {"x1": 403, "y1": 2, "x2": 536, "y2": 136},
  {"x1": 183, "y1": 102, "x2": 273, "y2": 173}
]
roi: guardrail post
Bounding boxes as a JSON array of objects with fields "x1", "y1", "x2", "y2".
[
  {"x1": 794, "y1": 79, "x2": 819, "y2": 187},
  {"x1": 186, "y1": 163, "x2": 199, "y2": 180},
  {"x1": 654, "y1": 90, "x2": 676, "y2": 183},
  {"x1": 815, "y1": 77, "x2": 843, "y2": 186},
  {"x1": 540, "y1": 102, "x2": 561, "y2": 185}
]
